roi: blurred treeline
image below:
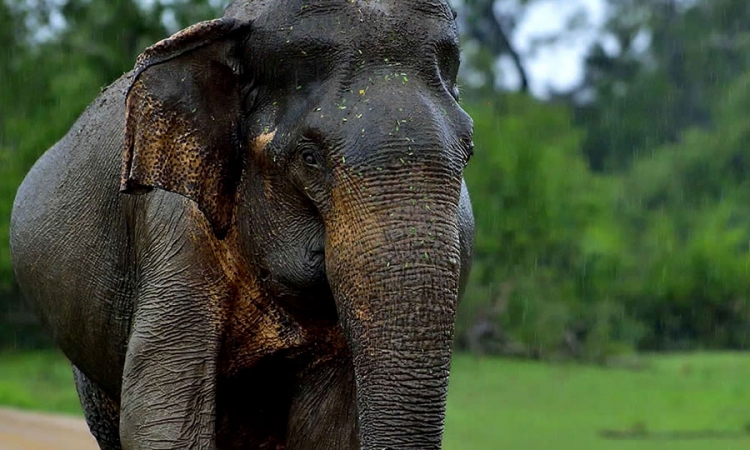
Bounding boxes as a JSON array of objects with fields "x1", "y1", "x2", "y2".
[{"x1": 2, "y1": 0, "x2": 750, "y2": 359}]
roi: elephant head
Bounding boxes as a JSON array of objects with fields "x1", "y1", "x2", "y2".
[{"x1": 121, "y1": 1, "x2": 474, "y2": 448}]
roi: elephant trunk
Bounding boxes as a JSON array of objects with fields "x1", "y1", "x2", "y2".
[{"x1": 325, "y1": 165, "x2": 462, "y2": 449}]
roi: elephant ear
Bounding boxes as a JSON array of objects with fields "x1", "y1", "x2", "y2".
[{"x1": 121, "y1": 18, "x2": 250, "y2": 239}]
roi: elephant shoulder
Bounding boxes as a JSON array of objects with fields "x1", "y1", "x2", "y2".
[{"x1": 9, "y1": 71, "x2": 139, "y2": 387}]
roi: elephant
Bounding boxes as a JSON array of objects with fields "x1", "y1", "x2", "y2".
[{"x1": 9, "y1": 0, "x2": 475, "y2": 449}]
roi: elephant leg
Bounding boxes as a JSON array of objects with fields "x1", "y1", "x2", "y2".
[
  {"x1": 118, "y1": 291, "x2": 221, "y2": 448},
  {"x1": 73, "y1": 366, "x2": 122, "y2": 450}
]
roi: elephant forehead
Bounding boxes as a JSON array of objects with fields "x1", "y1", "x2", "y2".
[
  {"x1": 293, "y1": 0, "x2": 454, "y2": 21},
  {"x1": 232, "y1": 0, "x2": 458, "y2": 53},
  {"x1": 229, "y1": 0, "x2": 454, "y2": 20}
]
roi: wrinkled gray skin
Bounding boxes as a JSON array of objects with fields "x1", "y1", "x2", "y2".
[{"x1": 9, "y1": 1, "x2": 474, "y2": 449}]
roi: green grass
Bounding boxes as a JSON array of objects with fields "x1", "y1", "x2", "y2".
[
  {"x1": 2, "y1": 351, "x2": 750, "y2": 449},
  {"x1": 445, "y1": 353, "x2": 750, "y2": 449}
]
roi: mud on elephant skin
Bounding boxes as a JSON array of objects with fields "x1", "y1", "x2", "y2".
[{"x1": 9, "y1": 0, "x2": 475, "y2": 449}]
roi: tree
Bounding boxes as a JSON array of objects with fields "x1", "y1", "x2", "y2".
[
  {"x1": 456, "y1": 0, "x2": 533, "y2": 97},
  {"x1": 572, "y1": 0, "x2": 750, "y2": 170}
]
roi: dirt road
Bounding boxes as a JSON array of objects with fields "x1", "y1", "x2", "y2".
[{"x1": 0, "y1": 408, "x2": 97, "y2": 450}]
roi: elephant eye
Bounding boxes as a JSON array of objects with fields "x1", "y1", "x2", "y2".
[{"x1": 301, "y1": 149, "x2": 320, "y2": 168}]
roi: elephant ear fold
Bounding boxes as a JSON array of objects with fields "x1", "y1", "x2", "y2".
[{"x1": 121, "y1": 18, "x2": 250, "y2": 239}]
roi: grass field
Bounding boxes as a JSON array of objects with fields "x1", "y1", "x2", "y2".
[
  {"x1": 444, "y1": 353, "x2": 750, "y2": 449},
  {"x1": 2, "y1": 351, "x2": 750, "y2": 449}
]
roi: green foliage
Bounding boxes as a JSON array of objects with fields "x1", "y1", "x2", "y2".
[
  {"x1": 608, "y1": 69, "x2": 750, "y2": 350},
  {"x1": 459, "y1": 95, "x2": 639, "y2": 359},
  {"x1": 460, "y1": 64, "x2": 750, "y2": 356},
  {"x1": 0, "y1": 150, "x2": 20, "y2": 293},
  {"x1": 454, "y1": 0, "x2": 750, "y2": 358},
  {"x1": 0, "y1": 351, "x2": 81, "y2": 414}
]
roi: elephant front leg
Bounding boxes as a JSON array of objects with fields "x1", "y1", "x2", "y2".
[{"x1": 119, "y1": 292, "x2": 221, "y2": 450}]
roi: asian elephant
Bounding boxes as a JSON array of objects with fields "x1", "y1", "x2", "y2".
[{"x1": 9, "y1": 0, "x2": 475, "y2": 449}]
